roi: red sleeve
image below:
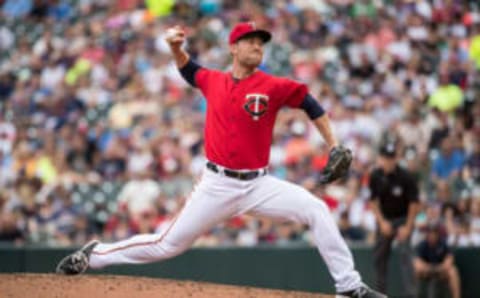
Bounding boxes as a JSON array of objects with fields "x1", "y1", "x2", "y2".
[
  {"x1": 277, "y1": 78, "x2": 309, "y2": 108},
  {"x1": 195, "y1": 68, "x2": 212, "y2": 94}
]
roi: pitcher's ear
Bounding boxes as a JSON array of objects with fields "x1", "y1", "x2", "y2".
[{"x1": 229, "y1": 44, "x2": 236, "y2": 55}]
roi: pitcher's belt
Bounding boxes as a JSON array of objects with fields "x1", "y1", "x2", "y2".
[{"x1": 206, "y1": 161, "x2": 267, "y2": 181}]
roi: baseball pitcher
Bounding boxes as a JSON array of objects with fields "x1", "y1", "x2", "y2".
[{"x1": 56, "y1": 22, "x2": 386, "y2": 298}]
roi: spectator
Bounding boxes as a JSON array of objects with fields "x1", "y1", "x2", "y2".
[
  {"x1": 95, "y1": 137, "x2": 127, "y2": 181},
  {"x1": 336, "y1": 176, "x2": 375, "y2": 243},
  {"x1": 0, "y1": 212, "x2": 24, "y2": 244},
  {"x1": 103, "y1": 212, "x2": 137, "y2": 242},
  {"x1": 470, "y1": 197, "x2": 480, "y2": 246},
  {"x1": 117, "y1": 169, "x2": 161, "y2": 223},
  {"x1": 428, "y1": 73, "x2": 463, "y2": 113},
  {"x1": 413, "y1": 224, "x2": 461, "y2": 298},
  {"x1": 465, "y1": 139, "x2": 480, "y2": 183},
  {"x1": 431, "y1": 136, "x2": 465, "y2": 183},
  {"x1": 2, "y1": 0, "x2": 33, "y2": 19}
]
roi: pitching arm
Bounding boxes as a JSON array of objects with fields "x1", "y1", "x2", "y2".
[
  {"x1": 165, "y1": 26, "x2": 190, "y2": 68},
  {"x1": 165, "y1": 26, "x2": 204, "y2": 88}
]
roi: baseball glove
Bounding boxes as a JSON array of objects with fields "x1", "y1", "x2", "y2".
[{"x1": 318, "y1": 146, "x2": 352, "y2": 184}]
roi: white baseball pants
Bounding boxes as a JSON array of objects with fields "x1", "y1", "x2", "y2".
[{"x1": 89, "y1": 168, "x2": 362, "y2": 292}]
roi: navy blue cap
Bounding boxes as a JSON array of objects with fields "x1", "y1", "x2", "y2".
[{"x1": 379, "y1": 142, "x2": 397, "y2": 157}]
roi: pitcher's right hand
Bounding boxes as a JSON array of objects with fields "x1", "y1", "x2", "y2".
[{"x1": 165, "y1": 26, "x2": 186, "y2": 49}]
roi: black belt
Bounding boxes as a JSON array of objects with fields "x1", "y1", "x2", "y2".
[{"x1": 206, "y1": 162, "x2": 267, "y2": 181}]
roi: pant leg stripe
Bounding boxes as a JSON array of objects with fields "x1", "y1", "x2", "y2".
[{"x1": 91, "y1": 210, "x2": 182, "y2": 256}]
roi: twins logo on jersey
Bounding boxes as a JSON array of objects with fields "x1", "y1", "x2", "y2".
[{"x1": 244, "y1": 93, "x2": 269, "y2": 121}]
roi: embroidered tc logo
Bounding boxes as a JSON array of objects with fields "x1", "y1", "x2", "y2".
[{"x1": 244, "y1": 94, "x2": 269, "y2": 121}]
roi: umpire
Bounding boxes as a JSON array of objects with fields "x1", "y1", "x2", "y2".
[{"x1": 369, "y1": 139, "x2": 420, "y2": 297}]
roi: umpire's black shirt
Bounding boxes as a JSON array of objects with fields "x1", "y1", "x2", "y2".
[{"x1": 369, "y1": 165, "x2": 419, "y2": 220}]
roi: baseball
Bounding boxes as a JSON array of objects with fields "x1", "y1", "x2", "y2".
[{"x1": 165, "y1": 27, "x2": 179, "y2": 40}]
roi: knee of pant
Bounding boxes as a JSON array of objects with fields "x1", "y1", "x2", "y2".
[
  {"x1": 306, "y1": 200, "x2": 329, "y2": 224},
  {"x1": 158, "y1": 240, "x2": 189, "y2": 258}
]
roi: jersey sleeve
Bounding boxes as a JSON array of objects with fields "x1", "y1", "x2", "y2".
[
  {"x1": 194, "y1": 68, "x2": 212, "y2": 92},
  {"x1": 277, "y1": 78, "x2": 309, "y2": 108},
  {"x1": 179, "y1": 59, "x2": 202, "y2": 87}
]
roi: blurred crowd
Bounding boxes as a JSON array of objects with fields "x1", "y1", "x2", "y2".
[{"x1": 0, "y1": 0, "x2": 479, "y2": 250}]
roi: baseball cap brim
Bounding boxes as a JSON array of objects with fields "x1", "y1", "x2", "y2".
[
  {"x1": 235, "y1": 30, "x2": 271, "y2": 44},
  {"x1": 379, "y1": 150, "x2": 396, "y2": 157}
]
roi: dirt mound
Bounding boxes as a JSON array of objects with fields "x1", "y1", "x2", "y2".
[{"x1": 0, "y1": 273, "x2": 331, "y2": 298}]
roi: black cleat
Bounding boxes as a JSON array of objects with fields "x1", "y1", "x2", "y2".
[
  {"x1": 56, "y1": 240, "x2": 99, "y2": 275},
  {"x1": 337, "y1": 285, "x2": 388, "y2": 298}
]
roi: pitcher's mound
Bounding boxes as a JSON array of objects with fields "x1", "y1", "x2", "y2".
[{"x1": 0, "y1": 273, "x2": 332, "y2": 298}]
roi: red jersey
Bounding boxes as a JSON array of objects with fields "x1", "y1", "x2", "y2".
[{"x1": 194, "y1": 68, "x2": 308, "y2": 169}]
